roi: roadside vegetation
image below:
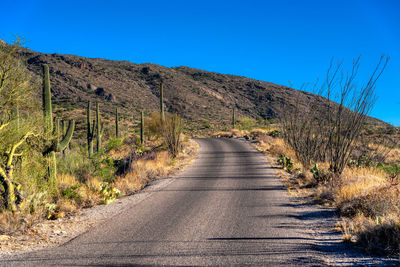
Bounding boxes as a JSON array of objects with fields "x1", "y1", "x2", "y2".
[
  {"x1": 0, "y1": 41, "x2": 195, "y2": 237},
  {"x1": 216, "y1": 56, "x2": 400, "y2": 257}
]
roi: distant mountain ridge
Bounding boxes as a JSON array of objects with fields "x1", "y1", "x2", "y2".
[{"x1": 16, "y1": 46, "x2": 388, "y2": 127}]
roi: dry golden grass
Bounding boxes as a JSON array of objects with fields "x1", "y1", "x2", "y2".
[
  {"x1": 56, "y1": 199, "x2": 77, "y2": 214},
  {"x1": 0, "y1": 211, "x2": 24, "y2": 234},
  {"x1": 108, "y1": 143, "x2": 132, "y2": 159},
  {"x1": 250, "y1": 128, "x2": 269, "y2": 136},
  {"x1": 87, "y1": 177, "x2": 102, "y2": 192},
  {"x1": 114, "y1": 141, "x2": 198, "y2": 195},
  {"x1": 231, "y1": 129, "x2": 250, "y2": 137},
  {"x1": 342, "y1": 214, "x2": 400, "y2": 255},
  {"x1": 212, "y1": 128, "x2": 253, "y2": 138},
  {"x1": 385, "y1": 147, "x2": 400, "y2": 163},
  {"x1": 56, "y1": 173, "x2": 78, "y2": 188},
  {"x1": 212, "y1": 131, "x2": 233, "y2": 138},
  {"x1": 248, "y1": 127, "x2": 400, "y2": 255},
  {"x1": 257, "y1": 137, "x2": 298, "y2": 162},
  {"x1": 337, "y1": 167, "x2": 388, "y2": 202}
]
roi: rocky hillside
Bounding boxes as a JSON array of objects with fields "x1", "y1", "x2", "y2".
[{"x1": 17, "y1": 46, "x2": 387, "y2": 129}]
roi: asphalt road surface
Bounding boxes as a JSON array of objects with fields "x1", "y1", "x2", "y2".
[{"x1": 2, "y1": 138, "x2": 348, "y2": 266}]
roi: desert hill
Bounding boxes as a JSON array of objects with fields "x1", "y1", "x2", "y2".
[{"x1": 16, "y1": 46, "x2": 387, "y2": 129}]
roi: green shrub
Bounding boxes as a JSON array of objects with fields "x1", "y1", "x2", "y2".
[
  {"x1": 105, "y1": 137, "x2": 123, "y2": 152},
  {"x1": 203, "y1": 122, "x2": 211, "y2": 129},
  {"x1": 379, "y1": 163, "x2": 400, "y2": 181},
  {"x1": 92, "y1": 153, "x2": 117, "y2": 183},
  {"x1": 238, "y1": 118, "x2": 255, "y2": 130},
  {"x1": 61, "y1": 184, "x2": 82, "y2": 199},
  {"x1": 269, "y1": 130, "x2": 281, "y2": 138},
  {"x1": 57, "y1": 150, "x2": 94, "y2": 183}
]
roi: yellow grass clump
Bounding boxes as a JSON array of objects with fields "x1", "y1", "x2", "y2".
[
  {"x1": 212, "y1": 129, "x2": 250, "y2": 138},
  {"x1": 337, "y1": 167, "x2": 389, "y2": 202},
  {"x1": 114, "y1": 150, "x2": 180, "y2": 195},
  {"x1": 56, "y1": 173, "x2": 78, "y2": 188}
]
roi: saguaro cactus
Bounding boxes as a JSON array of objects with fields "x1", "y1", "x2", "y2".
[
  {"x1": 140, "y1": 111, "x2": 144, "y2": 145},
  {"x1": 87, "y1": 101, "x2": 96, "y2": 158},
  {"x1": 160, "y1": 82, "x2": 165, "y2": 122},
  {"x1": 115, "y1": 107, "x2": 119, "y2": 138},
  {"x1": 96, "y1": 102, "x2": 103, "y2": 153},
  {"x1": 60, "y1": 119, "x2": 69, "y2": 156},
  {"x1": 43, "y1": 65, "x2": 53, "y2": 135},
  {"x1": 42, "y1": 64, "x2": 75, "y2": 181}
]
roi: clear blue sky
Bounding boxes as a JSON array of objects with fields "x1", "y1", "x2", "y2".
[{"x1": 1, "y1": 0, "x2": 399, "y2": 125}]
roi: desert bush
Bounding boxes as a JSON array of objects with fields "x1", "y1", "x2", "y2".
[
  {"x1": 249, "y1": 128, "x2": 268, "y2": 139},
  {"x1": 337, "y1": 186, "x2": 400, "y2": 219},
  {"x1": 147, "y1": 112, "x2": 163, "y2": 137},
  {"x1": 269, "y1": 129, "x2": 281, "y2": 138},
  {"x1": 354, "y1": 216, "x2": 400, "y2": 256},
  {"x1": 93, "y1": 153, "x2": 118, "y2": 183},
  {"x1": 57, "y1": 150, "x2": 94, "y2": 183},
  {"x1": 379, "y1": 163, "x2": 400, "y2": 182},
  {"x1": 238, "y1": 117, "x2": 255, "y2": 130},
  {"x1": 200, "y1": 119, "x2": 211, "y2": 129},
  {"x1": 61, "y1": 184, "x2": 82, "y2": 200},
  {"x1": 163, "y1": 114, "x2": 183, "y2": 158},
  {"x1": 105, "y1": 137, "x2": 123, "y2": 152}
]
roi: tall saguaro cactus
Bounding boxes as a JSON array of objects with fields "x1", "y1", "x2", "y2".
[
  {"x1": 96, "y1": 102, "x2": 103, "y2": 153},
  {"x1": 140, "y1": 111, "x2": 144, "y2": 145},
  {"x1": 160, "y1": 82, "x2": 165, "y2": 122},
  {"x1": 115, "y1": 107, "x2": 119, "y2": 138},
  {"x1": 43, "y1": 65, "x2": 53, "y2": 135},
  {"x1": 42, "y1": 64, "x2": 75, "y2": 181},
  {"x1": 60, "y1": 119, "x2": 69, "y2": 156},
  {"x1": 87, "y1": 101, "x2": 96, "y2": 158}
]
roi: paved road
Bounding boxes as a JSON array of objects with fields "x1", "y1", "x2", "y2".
[{"x1": 5, "y1": 138, "x2": 329, "y2": 266}]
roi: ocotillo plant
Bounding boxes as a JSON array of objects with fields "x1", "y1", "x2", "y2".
[
  {"x1": 115, "y1": 107, "x2": 119, "y2": 138},
  {"x1": 87, "y1": 101, "x2": 96, "y2": 158},
  {"x1": 96, "y1": 102, "x2": 103, "y2": 153},
  {"x1": 140, "y1": 111, "x2": 144, "y2": 145},
  {"x1": 160, "y1": 82, "x2": 165, "y2": 122},
  {"x1": 42, "y1": 64, "x2": 75, "y2": 181}
]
